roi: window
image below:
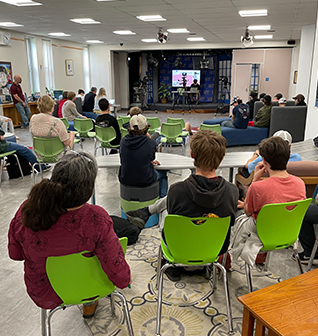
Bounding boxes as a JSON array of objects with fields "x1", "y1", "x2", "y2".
[
  {"x1": 42, "y1": 39, "x2": 55, "y2": 93},
  {"x1": 25, "y1": 37, "x2": 40, "y2": 93},
  {"x1": 218, "y1": 59, "x2": 232, "y2": 103},
  {"x1": 250, "y1": 64, "x2": 260, "y2": 93},
  {"x1": 83, "y1": 46, "x2": 90, "y2": 93}
]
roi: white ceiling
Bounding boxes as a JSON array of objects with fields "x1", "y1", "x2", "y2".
[{"x1": 0, "y1": 0, "x2": 317, "y2": 47}]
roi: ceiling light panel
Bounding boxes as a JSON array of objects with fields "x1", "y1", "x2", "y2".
[
  {"x1": 167, "y1": 28, "x2": 189, "y2": 33},
  {"x1": 248, "y1": 25, "x2": 271, "y2": 30},
  {"x1": 48, "y1": 32, "x2": 71, "y2": 36},
  {"x1": 187, "y1": 37, "x2": 206, "y2": 41},
  {"x1": 86, "y1": 40, "x2": 104, "y2": 43},
  {"x1": 113, "y1": 30, "x2": 136, "y2": 35},
  {"x1": 254, "y1": 35, "x2": 273, "y2": 39},
  {"x1": 70, "y1": 18, "x2": 101, "y2": 24},
  {"x1": 141, "y1": 39, "x2": 157, "y2": 42},
  {"x1": 239, "y1": 10, "x2": 268, "y2": 17},
  {"x1": 0, "y1": 0, "x2": 42, "y2": 6},
  {"x1": 0, "y1": 22, "x2": 23, "y2": 27},
  {"x1": 136, "y1": 15, "x2": 166, "y2": 22}
]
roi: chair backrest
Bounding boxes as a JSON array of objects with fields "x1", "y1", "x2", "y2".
[
  {"x1": 199, "y1": 123, "x2": 222, "y2": 134},
  {"x1": 60, "y1": 117, "x2": 69, "y2": 130},
  {"x1": 121, "y1": 127, "x2": 129, "y2": 139},
  {"x1": 33, "y1": 137, "x2": 65, "y2": 162},
  {"x1": 95, "y1": 125, "x2": 116, "y2": 144},
  {"x1": 118, "y1": 116, "x2": 131, "y2": 124},
  {"x1": 117, "y1": 118, "x2": 124, "y2": 128},
  {"x1": 163, "y1": 215, "x2": 231, "y2": 264},
  {"x1": 46, "y1": 237, "x2": 128, "y2": 305},
  {"x1": 146, "y1": 117, "x2": 160, "y2": 132},
  {"x1": 256, "y1": 198, "x2": 312, "y2": 250},
  {"x1": 74, "y1": 118, "x2": 94, "y2": 136},
  {"x1": 74, "y1": 97, "x2": 83, "y2": 114},
  {"x1": 160, "y1": 122, "x2": 183, "y2": 140},
  {"x1": 167, "y1": 117, "x2": 185, "y2": 129}
]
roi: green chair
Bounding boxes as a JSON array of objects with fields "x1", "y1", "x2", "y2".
[
  {"x1": 146, "y1": 117, "x2": 160, "y2": 134},
  {"x1": 156, "y1": 215, "x2": 233, "y2": 335},
  {"x1": 32, "y1": 137, "x2": 65, "y2": 184},
  {"x1": 245, "y1": 198, "x2": 312, "y2": 292},
  {"x1": 159, "y1": 122, "x2": 185, "y2": 155},
  {"x1": 117, "y1": 117, "x2": 124, "y2": 129},
  {"x1": 167, "y1": 117, "x2": 188, "y2": 137},
  {"x1": 94, "y1": 125, "x2": 120, "y2": 156},
  {"x1": 41, "y1": 237, "x2": 133, "y2": 336},
  {"x1": 73, "y1": 118, "x2": 96, "y2": 148},
  {"x1": 199, "y1": 123, "x2": 222, "y2": 135},
  {"x1": 117, "y1": 115, "x2": 131, "y2": 124},
  {"x1": 60, "y1": 117, "x2": 82, "y2": 149},
  {"x1": 0, "y1": 150, "x2": 24, "y2": 186},
  {"x1": 121, "y1": 127, "x2": 129, "y2": 139}
]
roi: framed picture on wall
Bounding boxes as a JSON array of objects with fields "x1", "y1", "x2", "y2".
[
  {"x1": 65, "y1": 59, "x2": 74, "y2": 76},
  {"x1": 0, "y1": 61, "x2": 13, "y2": 99}
]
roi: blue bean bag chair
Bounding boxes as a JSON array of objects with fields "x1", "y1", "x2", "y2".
[{"x1": 82, "y1": 111, "x2": 99, "y2": 120}]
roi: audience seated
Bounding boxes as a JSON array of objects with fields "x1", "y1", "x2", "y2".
[
  {"x1": 8, "y1": 151, "x2": 131, "y2": 318},
  {"x1": 273, "y1": 93, "x2": 283, "y2": 101},
  {"x1": 83, "y1": 86, "x2": 97, "y2": 112},
  {"x1": 0, "y1": 116, "x2": 14, "y2": 134},
  {"x1": 76, "y1": 89, "x2": 85, "y2": 104},
  {"x1": 96, "y1": 98, "x2": 121, "y2": 154},
  {"x1": 246, "y1": 91, "x2": 259, "y2": 120},
  {"x1": 293, "y1": 93, "x2": 307, "y2": 106},
  {"x1": 94, "y1": 87, "x2": 107, "y2": 111},
  {"x1": 58, "y1": 91, "x2": 68, "y2": 118},
  {"x1": 259, "y1": 92, "x2": 266, "y2": 100},
  {"x1": 249, "y1": 94, "x2": 272, "y2": 128},
  {"x1": 62, "y1": 91, "x2": 87, "y2": 121},
  {"x1": 221, "y1": 96, "x2": 249, "y2": 129},
  {"x1": 278, "y1": 97, "x2": 287, "y2": 106},
  {"x1": 30, "y1": 95, "x2": 75, "y2": 158},
  {"x1": 119, "y1": 114, "x2": 168, "y2": 198},
  {"x1": 231, "y1": 136, "x2": 306, "y2": 267}
]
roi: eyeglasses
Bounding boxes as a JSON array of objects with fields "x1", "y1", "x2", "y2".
[{"x1": 66, "y1": 150, "x2": 93, "y2": 163}]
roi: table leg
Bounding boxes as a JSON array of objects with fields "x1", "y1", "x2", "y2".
[
  {"x1": 255, "y1": 319, "x2": 265, "y2": 336},
  {"x1": 241, "y1": 307, "x2": 254, "y2": 336},
  {"x1": 229, "y1": 168, "x2": 234, "y2": 183}
]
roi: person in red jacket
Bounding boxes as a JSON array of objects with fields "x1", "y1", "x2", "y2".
[
  {"x1": 58, "y1": 91, "x2": 68, "y2": 118},
  {"x1": 8, "y1": 151, "x2": 131, "y2": 318}
]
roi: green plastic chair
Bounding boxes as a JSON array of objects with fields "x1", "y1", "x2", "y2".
[
  {"x1": 199, "y1": 123, "x2": 222, "y2": 135},
  {"x1": 94, "y1": 125, "x2": 120, "y2": 156},
  {"x1": 41, "y1": 237, "x2": 133, "y2": 336},
  {"x1": 60, "y1": 117, "x2": 82, "y2": 149},
  {"x1": 121, "y1": 127, "x2": 129, "y2": 139},
  {"x1": 245, "y1": 198, "x2": 312, "y2": 292},
  {"x1": 156, "y1": 214, "x2": 233, "y2": 335},
  {"x1": 159, "y1": 122, "x2": 185, "y2": 155},
  {"x1": 167, "y1": 117, "x2": 188, "y2": 137},
  {"x1": 73, "y1": 118, "x2": 96, "y2": 148},
  {"x1": 116, "y1": 117, "x2": 124, "y2": 128},
  {"x1": 0, "y1": 150, "x2": 24, "y2": 186},
  {"x1": 146, "y1": 117, "x2": 160, "y2": 134},
  {"x1": 117, "y1": 115, "x2": 131, "y2": 124}
]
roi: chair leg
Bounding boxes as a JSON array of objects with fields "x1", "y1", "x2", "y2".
[
  {"x1": 219, "y1": 252, "x2": 228, "y2": 280},
  {"x1": 0, "y1": 157, "x2": 4, "y2": 186},
  {"x1": 41, "y1": 309, "x2": 47, "y2": 336},
  {"x1": 112, "y1": 290, "x2": 134, "y2": 336},
  {"x1": 245, "y1": 262, "x2": 253, "y2": 292},
  {"x1": 156, "y1": 246, "x2": 163, "y2": 290},
  {"x1": 32, "y1": 163, "x2": 37, "y2": 185},
  {"x1": 13, "y1": 154, "x2": 24, "y2": 179},
  {"x1": 293, "y1": 248, "x2": 304, "y2": 274},
  {"x1": 215, "y1": 262, "x2": 233, "y2": 334},
  {"x1": 45, "y1": 306, "x2": 64, "y2": 336},
  {"x1": 80, "y1": 139, "x2": 83, "y2": 150},
  {"x1": 263, "y1": 251, "x2": 270, "y2": 272},
  {"x1": 156, "y1": 263, "x2": 173, "y2": 336},
  {"x1": 212, "y1": 263, "x2": 217, "y2": 290},
  {"x1": 307, "y1": 236, "x2": 318, "y2": 272}
]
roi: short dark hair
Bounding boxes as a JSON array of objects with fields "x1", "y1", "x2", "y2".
[
  {"x1": 67, "y1": 91, "x2": 76, "y2": 100},
  {"x1": 259, "y1": 93, "x2": 266, "y2": 99},
  {"x1": 259, "y1": 137, "x2": 290, "y2": 171},
  {"x1": 250, "y1": 91, "x2": 257, "y2": 99},
  {"x1": 99, "y1": 98, "x2": 109, "y2": 111},
  {"x1": 263, "y1": 95, "x2": 272, "y2": 106},
  {"x1": 274, "y1": 93, "x2": 283, "y2": 100},
  {"x1": 78, "y1": 89, "x2": 85, "y2": 95},
  {"x1": 128, "y1": 124, "x2": 150, "y2": 136},
  {"x1": 62, "y1": 91, "x2": 68, "y2": 99},
  {"x1": 237, "y1": 98, "x2": 243, "y2": 104},
  {"x1": 193, "y1": 79, "x2": 198, "y2": 83},
  {"x1": 91, "y1": 86, "x2": 97, "y2": 93}
]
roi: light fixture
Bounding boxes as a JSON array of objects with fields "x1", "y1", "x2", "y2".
[
  {"x1": 113, "y1": 30, "x2": 136, "y2": 35},
  {"x1": 0, "y1": 0, "x2": 42, "y2": 6},
  {"x1": 48, "y1": 32, "x2": 71, "y2": 37},
  {"x1": 86, "y1": 40, "x2": 104, "y2": 43},
  {"x1": 71, "y1": 18, "x2": 100, "y2": 24},
  {"x1": 248, "y1": 25, "x2": 271, "y2": 30},
  {"x1": 141, "y1": 39, "x2": 157, "y2": 43},
  {"x1": 0, "y1": 22, "x2": 23, "y2": 27},
  {"x1": 254, "y1": 35, "x2": 273, "y2": 39},
  {"x1": 187, "y1": 37, "x2": 206, "y2": 42},
  {"x1": 167, "y1": 28, "x2": 189, "y2": 33},
  {"x1": 136, "y1": 15, "x2": 166, "y2": 22},
  {"x1": 97, "y1": 0, "x2": 126, "y2": 1},
  {"x1": 238, "y1": 10, "x2": 268, "y2": 17}
]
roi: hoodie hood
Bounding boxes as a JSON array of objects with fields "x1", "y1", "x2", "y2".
[
  {"x1": 121, "y1": 134, "x2": 150, "y2": 150},
  {"x1": 183, "y1": 174, "x2": 227, "y2": 208}
]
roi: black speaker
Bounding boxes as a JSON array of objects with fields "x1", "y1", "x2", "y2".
[{"x1": 287, "y1": 40, "x2": 296, "y2": 45}]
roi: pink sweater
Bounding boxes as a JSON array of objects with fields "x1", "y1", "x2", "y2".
[{"x1": 8, "y1": 203, "x2": 131, "y2": 309}]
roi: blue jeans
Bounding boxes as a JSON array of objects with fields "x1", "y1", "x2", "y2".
[
  {"x1": 220, "y1": 120, "x2": 235, "y2": 128},
  {"x1": 15, "y1": 102, "x2": 31, "y2": 127},
  {"x1": 156, "y1": 170, "x2": 168, "y2": 198},
  {"x1": 7, "y1": 142, "x2": 45, "y2": 170}
]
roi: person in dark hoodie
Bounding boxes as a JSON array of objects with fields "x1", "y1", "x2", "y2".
[
  {"x1": 125, "y1": 129, "x2": 239, "y2": 280},
  {"x1": 119, "y1": 114, "x2": 168, "y2": 198}
]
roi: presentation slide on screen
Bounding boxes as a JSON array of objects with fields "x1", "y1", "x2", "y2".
[{"x1": 172, "y1": 70, "x2": 201, "y2": 87}]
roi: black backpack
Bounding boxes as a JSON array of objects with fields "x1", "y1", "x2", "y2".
[
  {"x1": 110, "y1": 215, "x2": 141, "y2": 245},
  {"x1": 6, "y1": 153, "x2": 32, "y2": 178}
]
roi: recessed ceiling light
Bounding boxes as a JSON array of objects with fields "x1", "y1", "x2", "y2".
[
  {"x1": 0, "y1": 22, "x2": 23, "y2": 27},
  {"x1": 141, "y1": 39, "x2": 157, "y2": 43},
  {"x1": 97, "y1": 0, "x2": 126, "y2": 1},
  {"x1": 0, "y1": 0, "x2": 42, "y2": 6},
  {"x1": 86, "y1": 40, "x2": 104, "y2": 43},
  {"x1": 248, "y1": 25, "x2": 271, "y2": 31},
  {"x1": 113, "y1": 30, "x2": 136, "y2": 35},
  {"x1": 254, "y1": 35, "x2": 273, "y2": 39},
  {"x1": 187, "y1": 37, "x2": 206, "y2": 42},
  {"x1": 167, "y1": 28, "x2": 189, "y2": 33},
  {"x1": 136, "y1": 15, "x2": 166, "y2": 22},
  {"x1": 71, "y1": 18, "x2": 101, "y2": 24},
  {"x1": 48, "y1": 32, "x2": 71, "y2": 37},
  {"x1": 239, "y1": 10, "x2": 268, "y2": 17}
]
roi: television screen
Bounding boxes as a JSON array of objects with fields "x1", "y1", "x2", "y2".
[
  {"x1": 172, "y1": 70, "x2": 201, "y2": 87},
  {"x1": 53, "y1": 90, "x2": 63, "y2": 100}
]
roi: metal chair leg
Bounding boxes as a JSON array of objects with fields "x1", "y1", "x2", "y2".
[
  {"x1": 245, "y1": 263, "x2": 253, "y2": 292},
  {"x1": 109, "y1": 294, "x2": 116, "y2": 317},
  {"x1": 293, "y1": 248, "x2": 304, "y2": 274},
  {"x1": 41, "y1": 309, "x2": 47, "y2": 336},
  {"x1": 307, "y1": 236, "x2": 318, "y2": 271},
  {"x1": 112, "y1": 290, "x2": 134, "y2": 336},
  {"x1": 216, "y1": 262, "x2": 234, "y2": 334},
  {"x1": 219, "y1": 252, "x2": 228, "y2": 280},
  {"x1": 156, "y1": 246, "x2": 163, "y2": 290},
  {"x1": 156, "y1": 263, "x2": 173, "y2": 336},
  {"x1": 212, "y1": 263, "x2": 217, "y2": 289},
  {"x1": 0, "y1": 157, "x2": 4, "y2": 186},
  {"x1": 45, "y1": 306, "x2": 64, "y2": 336},
  {"x1": 13, "y1": 154, "x2": 24, "y2": 179},
  {"x1": 32, "y1": 162, "x2": 37, "y2": 185},
  {"x1": 263, "y1": 251, "x2": 270, "y2": 272}
]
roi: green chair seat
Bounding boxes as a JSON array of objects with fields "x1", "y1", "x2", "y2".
[
  {"x1": 159, "y1": 122, "x2": 185, "y2": 155},
  {"x1": 94, "y1": 125, "x2": 120, "y2": 155}
]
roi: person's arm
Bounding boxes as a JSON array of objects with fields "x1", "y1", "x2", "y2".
[
  {"x1": 8, "y1": 209, "x2": 24, "y2": 261},
  {"x1": 245, "y1": 150, "x2": 260, "y2": 170},
  {"x1": 13, "y1": 94, "x2": 26, "y2": 106}
]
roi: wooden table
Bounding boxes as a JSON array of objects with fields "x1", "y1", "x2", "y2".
[
  {"x1": 238, "y1": 268, "x2": 318, "y2": 336},
  {"x1": 2, "y1": 101, "x2": 39, "y2": 127}
]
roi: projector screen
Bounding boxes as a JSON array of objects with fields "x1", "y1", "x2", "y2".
[{"x1": 172, "y1": 70, "x2": 201, "y2": 87}]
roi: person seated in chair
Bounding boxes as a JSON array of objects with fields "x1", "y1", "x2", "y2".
[
  {"x1": 293, "y1": 93, "x2": 306, "y2": 106},
  {"x1": 125, "y1": 130, "x2": 239, "y2": 281},
  {"x1": 231, "y1": 136, "x2": 306, "y2": 267},
  {"x1": 273, "y1": 93, "x2": 283, "y2": 101},
  {"x1": 220, "y1": 96, "x2": 249, "y2": 129},
  {"x1": 83, "y1": 86, "x2": 97, "y2": 112},
  {"x1": 278, "y1": 97, "x2": 287, "y2": 106},
  {"x1": 248, "y1": 94, "x2": 272, "y2": 128},
  {"x1": 119, "y1": 114, "x2": 168, "y2": 198},
  {"x1": 246, "y1": 91, "x2": 259, "y2": 120},
  {"x1": 190, "y1": 78, "x2": 200, "y2": 103},
  {"x1": 8, "y1": 151, "x2": 131, "y2": 318},
  {"x1": 58, "y1": 91, "x2": 68, "y2": 118},
  {"x1": 62, "y1": 91, "x2": 87, "y2": 121},
  {"x1": 96, "y1": 98, "x2": 121, "y2": 154}
]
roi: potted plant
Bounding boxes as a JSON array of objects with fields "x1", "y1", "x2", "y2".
[{"x1": 158, "y1": 82, "x2": 171, "y2": 104}]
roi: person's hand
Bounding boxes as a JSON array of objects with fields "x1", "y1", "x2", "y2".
[
  {"x1": 83, "y1": 116, "x2": 88, "y2": 119},
  {"x1": 237, "y1": 200, "x2": 245, "y2": 209},
  {"x1": 0, "y1": 135, "x2": 4, "y2": 141},
  {"x1": 253, "y1": 162, "x2": 266, "y2": 182},
  {"x1": 22, "y1": 102, "x2": 26, "y2": 107},
  {"x1": 152, "y1": 160, "x2": 160, "y2": 166}
]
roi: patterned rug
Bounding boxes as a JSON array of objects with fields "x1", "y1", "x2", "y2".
[{"x1": 84, "y1": 226, "x2": 282, "y2": 335}]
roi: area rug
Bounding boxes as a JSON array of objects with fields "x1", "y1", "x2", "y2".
[{"x1": 84, "y1": 226, "x2": 282, "y2": 335}]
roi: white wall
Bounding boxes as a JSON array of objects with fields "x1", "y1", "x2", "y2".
[{"x1": 118, "y1": 52, "x2": 129, "y2": 109}]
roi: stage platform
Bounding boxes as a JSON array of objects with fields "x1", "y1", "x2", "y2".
[{"x1": 146, "y1": 102, "x2": 222, "y2": 114}]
